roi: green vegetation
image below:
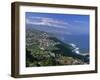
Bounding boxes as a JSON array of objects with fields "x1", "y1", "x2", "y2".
[{"x1": 26, "y1": 27, "x2": 85, "y2": 67}]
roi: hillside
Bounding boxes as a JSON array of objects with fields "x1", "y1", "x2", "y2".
[{"x1": 26, "y1": 27, "x2": 88, "y2": 67}]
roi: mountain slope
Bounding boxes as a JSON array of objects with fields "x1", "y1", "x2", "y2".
[{"x1": 26, "y1": 27, "x2": 88, "y2": 67}]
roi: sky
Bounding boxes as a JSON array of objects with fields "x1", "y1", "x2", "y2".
[{"x1": 25, "y1": 12, "x2": 90, "y2": 35}]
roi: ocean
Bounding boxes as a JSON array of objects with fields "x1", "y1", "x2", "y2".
[{"x1": 55, "y1": 34, "x2": 89, "y2": 53}]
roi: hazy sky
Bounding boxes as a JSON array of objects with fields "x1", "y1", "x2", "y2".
[{"x1": 26, "y1": 12, "x2": 90, "y2": 35}]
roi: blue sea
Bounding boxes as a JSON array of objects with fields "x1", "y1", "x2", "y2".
[{"x1": 55, "y1": 34, "x2": 89, "y2": 53}]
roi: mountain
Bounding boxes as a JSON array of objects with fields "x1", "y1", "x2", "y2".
[{"x1": 26, "y1": 26, "x2": 89, "y2": 67}]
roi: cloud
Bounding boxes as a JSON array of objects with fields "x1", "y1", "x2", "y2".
[
  {"x1": 53, "y1": 30, "x2": 72, "y2": 35},
  {"x1": 74, "y1": 20, "x2": 87, "y2": 24},
  {"x1": 26, "y1": 17, "x2": 69, "y2": 29}
]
